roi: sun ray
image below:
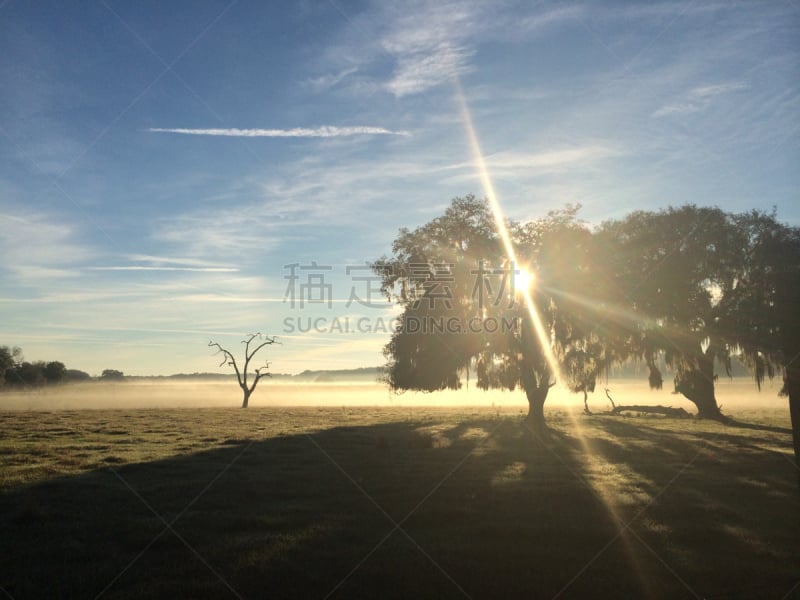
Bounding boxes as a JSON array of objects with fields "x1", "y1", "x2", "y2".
[
  {"x1": 514, "y1": 267, "x2": 534, "y2": 294},
  {"x1": 453, "y1": 79, "x2": 563, "y2": 385},
  {"x1": 559, "y1": 406, "x2": 659, "y2": 598},
  {"x1": 455, "y1": 78, "x2": 657, "y2": 597}
]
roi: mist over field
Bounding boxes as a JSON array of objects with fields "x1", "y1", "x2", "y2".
[
  {"x1": 0, "y1": 377, "x2": 788, "y2": 413},
  {"x1": 1, "y1": 388, "x2": 796, "y2": 598}
]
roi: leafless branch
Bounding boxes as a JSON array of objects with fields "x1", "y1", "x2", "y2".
[{"x1": 209, "y1": 335, "x2": 279, "y2": 408}]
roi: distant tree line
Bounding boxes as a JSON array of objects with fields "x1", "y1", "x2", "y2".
[{"x1": 0, "y1": 346, "x2": 123, "y2": 388}]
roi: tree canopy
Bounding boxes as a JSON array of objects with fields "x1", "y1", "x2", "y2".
[
  {"x1": 375, "y1": 196, "x2": 800, "y2": 441},
  {"x1": 374, "y1": 195, "x2": 592, "y2": 429},
  {"x1": 594, "y1": 206, "x2": 798, "y2": 420}
]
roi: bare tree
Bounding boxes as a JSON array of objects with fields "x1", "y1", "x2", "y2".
[{"x1": 208, "y1": 333, "x2": 277, "y2": 408}]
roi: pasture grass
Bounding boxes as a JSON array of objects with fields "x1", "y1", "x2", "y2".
[{"x1": 0, "y1": 405, "x2": 798, "y2": 599}]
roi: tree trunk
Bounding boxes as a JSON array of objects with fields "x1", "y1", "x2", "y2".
[
  {"x1": 524, "y1": 383, "x2": 549, "y2": 432},
  {"x1": 675, "y1": 352, "x2": 725, "y2": 421},
  {"x1": 241, "y1": 388, "x2": 250, "y2": 409},
  {"x1": 786, "y1": 366, "x2": 800, "y2": 492}
]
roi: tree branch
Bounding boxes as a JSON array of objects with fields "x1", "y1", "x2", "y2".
[
  {"x1": 208, "y1": 341, "x2": 243, "y2": 386},
  {"x1": 210, "y1": 335, "x2": 279, "y2": 406},
  {"x1": 251, "y1": 363, "x2": 272, "y2": 392}
]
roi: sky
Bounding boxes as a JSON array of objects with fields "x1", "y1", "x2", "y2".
[{"x1": 1, "y1": 0, "x2": 798, "y2": 376}]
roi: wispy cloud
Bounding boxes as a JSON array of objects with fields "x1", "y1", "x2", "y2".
[
  {"x1": 150, "y1": 149, "x2": 450, "y2": 260},
  {"x1": 380, "y1": 3, "x2": 484, "y2": 97},
  {"x1": 87, "y1": 266, "x2": 239, "y2": 272},
  {"x1": 482, "y1": 146, "x2": 619, "y2": 172},
  {"x1": 86, "y1": 255, "x2": 240, "y2": 273},
  {"x1": 166, "y1": 294, "x2": 283, "y2": 303},
  {"x1": 127, "y1": 254, "x2": 237, "y2": 268},
  {"x1": 147, "y1": 126, "x2": 410, "y2": 137},
  {"x1": 303, "y1": 67, "x2": 359, "y2": 92},
  {"x1": 356, "y1": 2, "x2": 583, "y2": 98},
  {"x1": 508, "y1": 4, "x2": 584, "y2": 37},
  {"x1": 652, "y1": 81, "x2": 748, "y2": 117},
  {"x1": 0, "y1": 210, "x2": 92, "y2": 269},
  {"x1": 387, "y1": 42, "x2": 474, "y2": 97},
  {"x1": 4, "y1": 266, "x2": 82, "y2": 280},
  {"x1": 309, "y1": 2, "x2": 584, "y2": 99},
  {"x1": 153, "y1": 210, "x2": 290, "y2": 260},
  {"x1": 440, "y1": 145, "x2": 620, "y2": 177}
]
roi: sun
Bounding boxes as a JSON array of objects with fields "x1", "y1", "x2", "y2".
[{"x1": 514, "y1": 267, "x2": 534, "y2": 292}]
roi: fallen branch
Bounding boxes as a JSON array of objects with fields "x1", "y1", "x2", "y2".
[
  {"x1": 584, "y1": 389, "x2": 690, "y2": 418},
  {"x1": 604, "y1": 388, "x2": 616, "y2": 410},
  {"x1": 610, "y1": 405, "x2": 690, "y2": 418}
]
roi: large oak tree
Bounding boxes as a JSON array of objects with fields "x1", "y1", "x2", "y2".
[{"x1": 374, "y1": 196, "x2": 590, "y2": 430}]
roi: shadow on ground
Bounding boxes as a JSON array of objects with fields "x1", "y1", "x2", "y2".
[{"x1": 1, "y1": 413, "x2": 798, "y2": 599}]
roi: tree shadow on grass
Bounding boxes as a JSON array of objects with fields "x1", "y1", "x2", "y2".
[
  {"x1": 1, "y1": 414, "x2": 798, "y2": 599},
  {"x1": 724, "y1": 418, "x2": 793, "y2": 435},
  {"x1": 565, "y1": 416, "x2": 799, "y2": 598}
]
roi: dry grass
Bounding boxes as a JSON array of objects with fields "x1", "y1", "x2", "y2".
[{"x1": 0, "y1": 400, "x2": 798, "y2": 599}]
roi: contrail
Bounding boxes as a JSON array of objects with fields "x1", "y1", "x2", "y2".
[
  {"x1": 87, "y1": 266, "x2": 239, "y2": 272},
  {"x1": 147, "y1": 126, "x2": 410, "y2": 138}
]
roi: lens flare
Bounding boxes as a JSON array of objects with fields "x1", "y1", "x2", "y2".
[
  {"x1": 454, "y1": 79, "x2": 656, "y2": 598},
  {"x1": 453, "y1": 79, "x2": 562, "y2": 384},
  {"x1": 514, "y1": 268, "x2": 534, "y2": 294}
]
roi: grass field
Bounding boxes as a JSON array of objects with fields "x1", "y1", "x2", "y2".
[{"x1": 1, "y1": 390, "x2": 798, "y2": 598}]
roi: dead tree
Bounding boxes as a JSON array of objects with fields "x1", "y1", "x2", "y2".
[{"x1": 209, "y1": 333, "x2": 277, "y2": 408}]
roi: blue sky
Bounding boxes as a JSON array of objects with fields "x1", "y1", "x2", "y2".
[{"x1": 1, "y1": 0, "x2": 798, "y2": 376}]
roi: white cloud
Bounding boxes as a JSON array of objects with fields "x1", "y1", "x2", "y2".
[
  {"x1": 153, "y1": 210, "x2": 289, "y2": 259},
  {"x1": 127, "y1": 254, "x2": 238, "y2": 268},
  {"x1": 323, "y1": 1, "x2": 585, "y2": 98},
  {"x1": 299, "y1": 1, "x2": 589, "y2": 102},
  {"x1": 4, "y1": 266, "x2": 81, "y2": 280},
  {"x1": 380, "y1": 2, "x2": 484, "y2": 97},
  {"x1": 485, "y1": 146, "x2": 619, "y2": 171},
  {"x1": 150, "y1": 134, "x2": 620, "y2": 268},
  {"x1": 150, "y1": 148, "x2": 449, "y2": 261},
  {"x1": 303, "y1": 67, "x2": 359, "y2": 92},
  {"x1": 0, "y1": 211, "x2": 92, "y2": 269},
  {"x1": 652, "y1": 81, "x2": 748, "y2": 117},
  {"x1": 509, "y1": 4, "x2": 585, "y2": 36},
  {"x1": 147, "y1": 126, "x2": 409, "y2": 137},
  {"x1": 440, "y1": 145, "x2": 620, "y2": 178},
  {"x1": 166, "y1": 294, "x2": 286, "y2": 303},
  {"x1": 692, "y1": 82, "x2": 749, "y2": 98},
  {"x1": 387, "y1": 41, "x2": 474, "y2": 96},
  {"x1": 87, "y1": 266, "x2": 239, "y2": 272},
  {"x1": 85, "y1": 255, "x2": 240, "y2": 273}
]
